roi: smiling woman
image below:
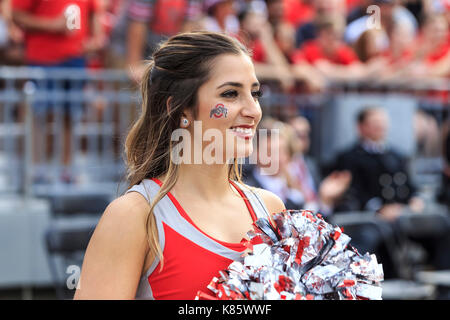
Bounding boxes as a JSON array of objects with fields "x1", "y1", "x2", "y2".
[{"x1": 73, "y1": 31, "x2": 286, "y2": 300}]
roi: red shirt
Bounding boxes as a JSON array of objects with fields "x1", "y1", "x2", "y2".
[
  {"x1": 292, "y1": 40, "x2": 358, "y2": 65},
  {"x1": 152, "y1": 0, "x2": 187, "y2": 35},
  {"x1": 346, "y1": 0, "x2": 363, "y2": 12},
  {"x1": 12, "y1": 0, "x2": 100, "y2": 64},
  {"x1": 283, "y1": 0, "x2": 315, "y2": 28},
  {"x1": 250, "y1": 38, "x2": 266, "y2": 63}
]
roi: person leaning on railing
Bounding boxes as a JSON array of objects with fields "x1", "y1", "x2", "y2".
[{"x1": 11, "y1": 0, "x2": 105, "y2": 67}]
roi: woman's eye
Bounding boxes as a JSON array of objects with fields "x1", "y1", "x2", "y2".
[
  {"x1": 252, "y1": 90, "x2": 263, "y2": 99},
  {"x1": 221, "y1": 90, "x2": 238, "y2": 98},
  {"x1": 220, "y1": 89, "x2": 263, "y2": 100}
]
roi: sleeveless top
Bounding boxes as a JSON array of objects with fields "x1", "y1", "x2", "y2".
[{"x1": 125, "y1": 177, "x2": 271, "y2": 300}]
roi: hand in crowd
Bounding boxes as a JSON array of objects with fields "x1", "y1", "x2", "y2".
[
  {"x1": 408, "y1": 196, "x2": 425, "y2": 213},
  {"x1": 363, "y1": 57, "x2": 390, "y2": 78},
  {"x1": 405, "y1": 61, "x2": 429, "y2": 78},
  {"x1": 7, "y1": 22, "x2": 23, "y2": 44},
  {"x1": 377, "y1": 197, "x2": 424, "y2": 222},
  {"x1": 319, "y1": 170, "x2": 352, "y2": 207},
  {"x1": 291, "y1": 63, "x2": 326, "y2": 92},
  {"x1": 83, "y1": 35, "x2": 108, "y2": 54},
  {"x1": 47, "y1": 14, "x2": 75, "y2": 35},
  {"x1": 378, "y1": 203, "x2": 405, "y2": 222}
]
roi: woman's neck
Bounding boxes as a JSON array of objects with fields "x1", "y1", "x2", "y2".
[{"x1": 173, "y1": 163, "x2": 234, "y2": 201}]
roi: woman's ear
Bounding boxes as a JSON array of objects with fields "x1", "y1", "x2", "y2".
[
  {"x1": 167, "y1": 97, "x2": 193, "y2": 121},
  {"x1": 166, "y1": 96, "x2": 173, "y2": 115}
]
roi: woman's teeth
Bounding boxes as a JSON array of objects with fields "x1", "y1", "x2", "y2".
[{"x1": 231, "y1": 127, "x2": 252, "y2": 134}]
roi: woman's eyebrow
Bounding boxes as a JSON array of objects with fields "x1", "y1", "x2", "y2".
[{"x1": 216, "y1": 81, "x2": 260, "y2": 89}]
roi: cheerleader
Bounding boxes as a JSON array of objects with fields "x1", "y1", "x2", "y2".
[{"x1": 74, "y1": 31, "x2": 286, "y2": 300}]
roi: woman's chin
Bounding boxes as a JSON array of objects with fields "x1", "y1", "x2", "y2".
[{"x1": 227, "y1": 146, "x2": 254, "y2": 161}]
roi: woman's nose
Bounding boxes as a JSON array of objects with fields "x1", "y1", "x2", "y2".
[{"x1": 240, "y1": 95, "x2": 261, "y2": 119}]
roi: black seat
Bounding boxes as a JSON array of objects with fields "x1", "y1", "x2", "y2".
[
  {"x1": 44, "y1": 217, "x2": 99, "y2": 299},
  {"x1": 328, "y1": 211, "x2": 436, "y2": 299},
  {"x1": 47, "y1": 193, "x2": 111, "y2": 216}
]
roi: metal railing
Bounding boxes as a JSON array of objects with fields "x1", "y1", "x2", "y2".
[
  {"x1": 0, "y1": 66, "x2": 139, "y2": 199},
  {"x1": 0, "y1": 66, "x2": 448, "y2": 200}
]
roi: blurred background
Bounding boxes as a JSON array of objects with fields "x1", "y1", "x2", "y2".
[{"x1": 0, "y1": 0, "x2": 449, "y2": 300}]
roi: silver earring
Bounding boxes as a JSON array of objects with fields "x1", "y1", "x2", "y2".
[{"x1": 182, "y1": 118, "x2": 189, "y2": 127}]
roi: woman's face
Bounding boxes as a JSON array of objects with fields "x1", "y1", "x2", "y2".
[{"x1": 188, "y1": 53, "x2": 262, "y2": 163}]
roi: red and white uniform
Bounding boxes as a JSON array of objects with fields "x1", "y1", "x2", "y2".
[
  {"x1": 126, "y1": 177, "x2": 271, "y2": 300},
  {"x1": 12, "y1": 0, "x2": 100, "y2": 64}
]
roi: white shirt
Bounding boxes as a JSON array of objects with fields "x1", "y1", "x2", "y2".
[
  {"x1": 202, "y1": 15, "x2": 240, "y2": 34},
  {"x1": 344, "y1": 6, "x2": 418, "y2": 45}
]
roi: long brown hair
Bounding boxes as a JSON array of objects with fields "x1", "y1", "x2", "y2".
[{"x1": 124, "y1": 31, "x2": 250, "y2": 264}]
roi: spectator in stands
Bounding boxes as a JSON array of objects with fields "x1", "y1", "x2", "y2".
[
  {"x1": 243, "y1": 117, "x2": 306, "y2": 209},
  {"x1": 417, "y1": 13, "x2": 450, "y2": 78},
  {"x1": 88, "y1": 0, "x2": 128, "y2": 69},
  {"x1": 353, "y1": 20, "x2": 416, "y2": 80},
  {"x1": 333, "y1": 107, "x2": 424, "y2": 215},
  {"x1": 295, "y1": 0, "x2": 347, "y2": 48},
  {"x1": 345, "y1": 0, "x2": 418, "y2": 47},
  {"x1": 329, "y1": 107, "x2": 427, "y2": 277},
  {"x1": 12, "y1": 0, "x2": 105, "y2": 67},
  {"x1": 126, "y1": 0, "x2": 203, "y2": 82},
  {"x1": 287, "y1": 116, "x2": 352, "y2": 217},
  {"x1": 12, "y1": 0, "x2": 106, "y2": 182},
  {"x1": 237, "y1": 7, "x2": 295, "y2": 91},
  {"x1": 0, "y1": 0, "x2": 24, "y2": 65},
  {"x1": 201, "y1": 0, "x2": 239, "y2": 35},
  {"x1": 292, "y1": 14, "x2": 379, "y2": 81},
  {"x1": 295, "y1": 15, "x2": 353, "y2": 67},
  {"x1": 264, "y1": 0, "x2": 284, "y2": 30},
  {"x1": 237, "y1": 8, "x2": 324, "y2": 92},
  {"x1": 384, "y1": 18, "x2": 416, "y2": 65},
  {"x1": 283, "y1": 0, "x2": 315, "y2": 29},
  {"x1": 336, "y1": 107, "x2": 450, "y2": 276},
  {"x1": 102, "y1": 0, "x2": 132, "y2": 69},
  {"x1": 273, "y1": 19, "x2": 327, "y2": 91}
]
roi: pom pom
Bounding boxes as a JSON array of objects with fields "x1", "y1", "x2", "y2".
[{"x1": 196, "y1": 210, "x2": 384, "y2": 300}]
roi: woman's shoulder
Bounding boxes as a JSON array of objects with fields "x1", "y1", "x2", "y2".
[
  {"x1": 240, "y1": 183, "x2": 286, "y2": 215},
  {"x1": 73, "y1": 192, "x2": 150, "y2": 299},
  {"x1": 97, "y1": 192, "x2": 150, "y2": 233}
]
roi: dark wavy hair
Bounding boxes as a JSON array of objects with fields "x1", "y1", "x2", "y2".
[{"x1": 124, "y1": 31, "x2": 250, "y2": 263}]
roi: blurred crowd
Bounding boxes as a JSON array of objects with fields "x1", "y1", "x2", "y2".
[
  {"x1": 1, "y1": 0, "x2": 450, "y2": 285},
  {"x1": 243, "y1": 107, "x2": 450, "y2": 282},
  {"x1": 0, "y1": 0, "x2": 449, "y2": 90}
]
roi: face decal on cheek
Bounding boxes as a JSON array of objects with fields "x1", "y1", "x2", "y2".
[{"x1": 209, "y1": 103, "x2": 228, "y2": 119}]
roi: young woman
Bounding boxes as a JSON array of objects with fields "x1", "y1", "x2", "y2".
[{"x1": 74, "y1": 31, "x2": 286, "y2": 300}]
